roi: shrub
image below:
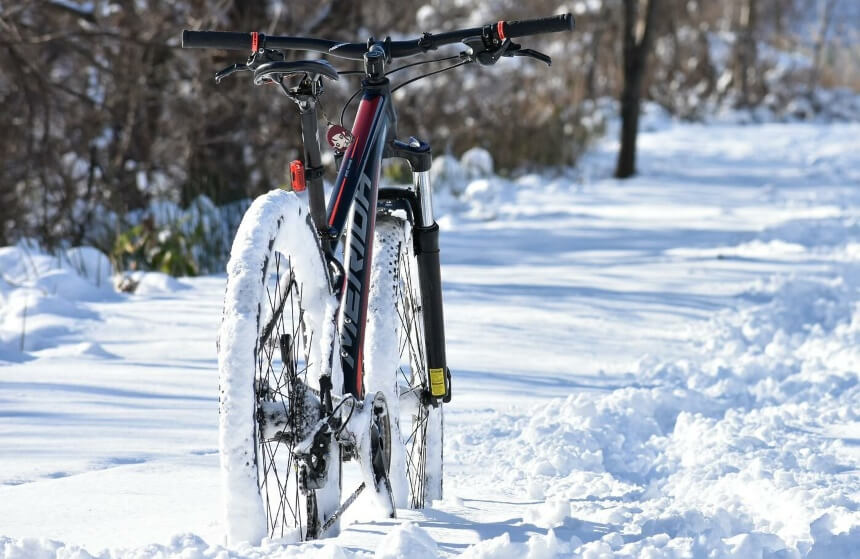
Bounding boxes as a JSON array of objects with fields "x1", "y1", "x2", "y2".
[{"x1": 111, "y1": 217, "x2": 200, "y2": 278}]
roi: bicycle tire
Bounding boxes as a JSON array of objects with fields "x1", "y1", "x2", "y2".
[
  {"x1": 218, "y1": 190, "x2": 341, "y2": 544},
  {"x1": 365, "y1": 213, "x2": 443, "y2": 509}
]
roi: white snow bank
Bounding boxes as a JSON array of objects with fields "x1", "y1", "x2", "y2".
[
  {"x1": 0, "y1": 243, "x2": 118, "y2": 362},
  {"x1": 35, "y1": 341, "x2": 120, "y2": 359},
  {"x1": 460, "y1": 147, "x2": 494, "y2": 180},
  {"x1": 761, "y1": 217, "x2": 860, "y2": 249},
  {"x1": 461, "y1": 530, "x2": 577, "y2": 559},
  {"x1": 0, "y1": 533, "x2": 368, "y2": 559},
  {"x1": 122, "y1": 271, "x2": 192, "y2": 295},
  {"x1": 0, "y1": 243, "x2": 115, "y2": 291},
  {"x1": 375, "y1": 522, "x2": 438, "y2": 559},
  {"x1": 451, "y1": 267, "x2": 859, "y2": 558},
  {"x1": 0, "y1": 524, "x2": 444, "y2": 559}
]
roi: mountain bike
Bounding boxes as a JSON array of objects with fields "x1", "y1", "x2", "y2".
[{"x1": 182, "y1": 12, "x2": 574, "y2": 545}]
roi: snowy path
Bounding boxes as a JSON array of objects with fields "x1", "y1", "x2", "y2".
[{"x1": 1, "y1": 122, "x2": 858, "y2": 557}]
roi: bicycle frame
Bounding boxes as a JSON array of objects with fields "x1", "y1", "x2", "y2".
[
  {"x1": 303, "y1": 76, "x2": 449, "y2": 403},
  {"x1": 327, "y1": 82, "x2": 391, "y2": 399},
  {"x1": 185, "y1": 16, "x2": 574, "y2": 541}
]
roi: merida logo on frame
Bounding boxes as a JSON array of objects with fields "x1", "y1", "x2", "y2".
[{"x1": 340, "y1": 171, "x2": 373, "y2": 371}]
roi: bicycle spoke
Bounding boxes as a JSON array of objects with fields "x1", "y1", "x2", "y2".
[
  {"x1": 252, "y1": 249, "x2": 318, "y2": 540},
  {"x1": 376, "y1": 225, "x2": 440, "y2": 511}
]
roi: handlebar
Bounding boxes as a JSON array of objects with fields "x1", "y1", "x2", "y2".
[
  {"x1": 181, "y1": 13, "x2": 574, "y2": 60},
  {"x1": 503, "y1": 14, "x2": 574, "y2": 38}
]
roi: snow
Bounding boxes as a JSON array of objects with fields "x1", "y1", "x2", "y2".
[
  {"x1": 1, "y1": 120, "x2": 858, "y2": 557},
  {"x1": 0, "y1": 243, "x2": 196, "y2": 363},
  {"x1": 366, "y1": 217, "x2": 413, "y2": 508},
  {"x1": 375, "y1": 522, "x2": 438, "y2": 559},
  {"x1": 127, "y1": 271, "x2": 192, "y2": 295},
  {"x1": 0, "y1": 244, "x2": 119, "y2": 362},
  {"x1": 459, "y1": 148, "x2": 494, "y2": 180}
]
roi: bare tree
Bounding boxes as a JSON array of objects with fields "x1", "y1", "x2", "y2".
[
  {"x1": 584, "y1": 2, "x2": 613, "y2": 100},
  {"x1": 733, "y1": 0, "x2": 759, "y2": 107},
  {"x1": 614, "y1": 0, "x2": 660, "y2": 179},
  {"x1": 0, "y1": 0, "x2": 856, "y2": 252},
  {"x1": 809, "y1": 0, "x2": 838, "y2": 96}
]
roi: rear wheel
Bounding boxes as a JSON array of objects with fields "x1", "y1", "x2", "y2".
[
  {"x1": 366, "y1": 214, "x2": 443, "y2": 510},
  {"x1": 218, "y1": 190, "x2": 341, "y2": 544}
]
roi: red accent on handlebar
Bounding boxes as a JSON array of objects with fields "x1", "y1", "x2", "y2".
[
  {"x1": 496, "y1": 21, "x2": 507, "y2": 41},
  {"x1": 251, "y1": 31, "x2": 259, "y2": 52}
]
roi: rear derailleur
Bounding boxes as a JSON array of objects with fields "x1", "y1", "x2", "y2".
[{"x1": 283, "y1": 387, "x2": 394, "y2": 515}]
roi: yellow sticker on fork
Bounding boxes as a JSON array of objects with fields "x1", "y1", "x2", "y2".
[{"x1": 429, "y1": 368, "x2": 447, "y2": 397}]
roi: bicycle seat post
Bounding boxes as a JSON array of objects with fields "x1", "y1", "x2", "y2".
[
  {"x1": 296, "y1": 94, "x2": 329, "y2": 246},
  {"x1": 272, "y1": 74, "x2": 329, "y2": 244}
]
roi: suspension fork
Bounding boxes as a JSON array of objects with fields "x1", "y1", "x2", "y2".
[
  {"x1": 413, "y1": 171, "x2": 451, "y2": 405},
  {"x1": 386, "y1": 139, "x2": 452, "y2": 405}
]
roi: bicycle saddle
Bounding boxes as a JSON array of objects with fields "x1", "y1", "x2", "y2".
[{"x1": 253, "y1": 60, "x2": 339, "y2": 85}]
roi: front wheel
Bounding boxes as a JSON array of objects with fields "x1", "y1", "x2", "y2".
[
  {"x1": 365, "y1": 214, "x2": 443, "y2": 509},
  {"x1": 218, "y1": 190, "x2": 341, "y2": 544}
]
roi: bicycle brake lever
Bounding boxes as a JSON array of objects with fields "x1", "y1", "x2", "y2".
[
  {"x1": 214, "y1": 63, "x2": 250, "y2": 84},
  {"x1": 514, "y1": 49, "x2": 552, "y2": 66},
  {"x1": 462, "y1": 37, "x2": 512, "y2": 66}
]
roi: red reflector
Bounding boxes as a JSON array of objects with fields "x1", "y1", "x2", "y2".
[{"x1": 290, "y1": 160, "x2": 306, "y2": 192}]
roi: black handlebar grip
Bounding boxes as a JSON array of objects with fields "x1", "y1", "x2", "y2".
[
  {"x1": 501, "y1": 13, "x2": 574, "y2": 39},
  {"x1": 181, "y1": 30, "x2": 253, "y2": 50}
]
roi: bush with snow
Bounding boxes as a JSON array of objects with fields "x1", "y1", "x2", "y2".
[
  {"x1": 429, "y1": 154, "x2": 468, "y2": 197},
  {"x1": 0, "y1": 243, "x2": 120, "y2": 362},
  {"x1": 0, "y1": 241, "x2": 195, "y2": 362},
  {"x1": 460, "y1": 147, "x2": 494, "y2": 181}
]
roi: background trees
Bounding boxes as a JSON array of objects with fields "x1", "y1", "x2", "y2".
[
  {"x1": 0, "y1": 0, "x2": 856, "y2": 248},
  {"x1": 614, "y1": 0, "x2": 660, "y2": 179}
]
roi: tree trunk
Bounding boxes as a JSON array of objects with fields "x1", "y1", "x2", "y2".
[
  {"x1": 585, "y1": 3, "x2": 612, "y2": 100},
  {"x1": 734, "y1": 0, "x2": 758, "y2": 108},
  {"x1": 809, "y1": 0, "x2": 838, "y2": 96},
  {"x1": 614, "y1": 0, "x2": 660, "y2": 179}
]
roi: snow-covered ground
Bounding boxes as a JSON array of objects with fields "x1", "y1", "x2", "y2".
[{"x1": 1, "y1": 120, "x2": 858, "y2": 558}]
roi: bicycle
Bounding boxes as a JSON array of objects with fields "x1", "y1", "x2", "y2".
[{"x1": 182, "y1": 12, "x2": 574, "y2": 544}]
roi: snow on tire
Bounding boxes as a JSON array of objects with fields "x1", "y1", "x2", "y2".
[
  {"x1": 365, "y1": 214, "x2": 443, "y2": 509},
  {"x1": 217, "y1": 190, "x2": 340, "y2": 544}
]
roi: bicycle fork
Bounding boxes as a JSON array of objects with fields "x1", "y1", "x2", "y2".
[
  {"x1": 412, "y1": 173, "x2": 451, "y2": 405},
  {"x1": 386, "y1": 139, "x2": 452, "y2": 405}
]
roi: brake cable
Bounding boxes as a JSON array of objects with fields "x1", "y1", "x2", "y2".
[
  {"x1": 340, "y1": 89, "x2": 364, "y2": 127},
  {"x1": 339, "y1": 54, "x2": 470, "y2": 127},
  {"x1": 390, "y1": 59, "x2": 471, "y2": 93},
  {"x1": 385, "y1": 54, "x2": 460, "y2": 76}
]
